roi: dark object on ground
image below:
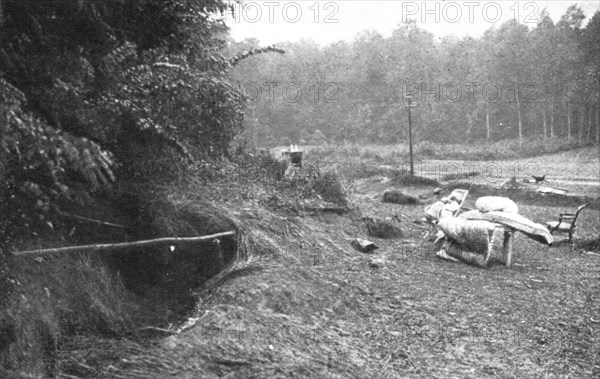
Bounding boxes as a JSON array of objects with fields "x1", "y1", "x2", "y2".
[
  {"x1": 364, "y1": 218, "x2": 404, "y2": 239},
  {"x1": 281, "y1": 149, "x2": 303, "y2": 167},
  {"x1": 351, "y1": 238, "x2": 379, "y2": 253},
  {"x1": 578, "y1": 236, "x2": 600, "y2": 252},
  {"x1": 382, "y1": 190, "x2": 420, "y2": 205},
  {"x1": 546, "y1": 204, "x2": 588, "y2": 242},
  {"x1": 290, "y1": 151, "x2": 303, "y2": 167},
  {"x1": 532, "y1": 174, "x2": 546, "y2": 183}
]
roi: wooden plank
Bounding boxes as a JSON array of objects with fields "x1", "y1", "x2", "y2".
[
  {"x1": 12, "y1": 231, "x2": 236, "y2": 256},
  {"x1": 463, "y1": 211, "x2": 553, "y2": 245}
]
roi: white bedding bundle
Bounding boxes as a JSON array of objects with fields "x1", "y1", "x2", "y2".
[{"x1": 475, "y1": 196, "x2": 519, "y2": 214}]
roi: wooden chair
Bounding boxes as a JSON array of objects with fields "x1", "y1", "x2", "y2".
[
  {"x1": 545, "y1": 204, "x2": 588, "y2": 242},
  {"x1": 446, "y1": 189, "x2": 469, "y2": 217},
  {"x1": 424, "y1": 189, "x2": 469, "y2": 242}
]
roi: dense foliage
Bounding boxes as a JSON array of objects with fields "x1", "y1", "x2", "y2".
[
  {"x1": 0, "y1": 0, "x2": 246, "y2": 244},
  {"x1": 228, "y1": 7, "x2": 600, "y2": 147}
]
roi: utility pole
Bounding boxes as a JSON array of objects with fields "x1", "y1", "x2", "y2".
[
  {"x1": 407, "y1": 95, "x2": 414, "y2": 176},
  {"x1": 252, "y1": 107, "x2": 257, "y2": 153}
]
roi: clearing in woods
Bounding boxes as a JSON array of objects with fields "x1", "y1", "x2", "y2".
[{"x1": 59, "y1": 147, "x2": 600, "y2": 378}]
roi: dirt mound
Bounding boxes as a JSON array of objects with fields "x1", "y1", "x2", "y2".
[
  {"x1": 382, "y1": 190, "x2": 420, "y2": 205},
  {"x1": 365, "y1": 218, "x2": 404, "y2": 239}
]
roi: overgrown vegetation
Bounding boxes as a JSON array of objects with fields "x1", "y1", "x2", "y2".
[
  {"x1": 0, "y1": 0, "x2": 246, "y2": 247},
  {"x1": 1, "y1": 252, "x2": 136, "y2": 376},
  {"x1": 0, "y1": 1, "x2": 257, "y2": 376}
]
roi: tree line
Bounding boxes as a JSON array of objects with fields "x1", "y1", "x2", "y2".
[{"x1": 228, "y1": 6, "x2": 600, "y2": 148}]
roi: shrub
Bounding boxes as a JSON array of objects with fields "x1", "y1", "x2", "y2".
[
  {"x1": 1, "y1": 79, "x2": 116, "y2": 246},
  {"x1": 310, "y1": 166, "x2": 351, "y2": 208},
  {"x1": 279, "y1": 162, "x2": 352, "y2": 208}
]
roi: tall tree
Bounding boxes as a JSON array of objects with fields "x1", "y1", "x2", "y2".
[
  {"x1": 557, "y1": 5, "x2": 586, "y2": 141},
  {"x1": 581, "y1": 11, "x2": 600, "y2": 143}
]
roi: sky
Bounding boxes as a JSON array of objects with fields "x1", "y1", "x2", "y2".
[{"x1": 224, "y1": 1, "x2": 600, "y2": 46}]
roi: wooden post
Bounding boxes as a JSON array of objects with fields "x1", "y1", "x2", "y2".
[
  {"x1": 504, "y1": 229, "x2": 514, "y2": 267},
  {"x1": 567, "y1": 104, "x2": 571, "y2": 141},
  {"x1": 516, "y1": 83, "x2": 523, "y2": 148},
  {"x1": 542, "y1": 107, "x2": 547, "y2": 140},
  {"x1": 486, "y1": 108, "x2": 491, "y2": 140},
  {"x1": 550, "y1": 97, "x2": 555, "y2": 139},
  {"x1": 578, "y1": 108, "x2": 584, "y2": 143},
  {"x1": 252, "y1": 107, "x2": 257, "y2": 153},
  {"x1": 407, "y1": 95, "x2": 414, "y2": 176}
]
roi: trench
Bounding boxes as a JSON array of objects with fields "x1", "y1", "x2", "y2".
[
  {"x1": 98, "y1": 193, "x2": 244, "y2": 329},
  {"x1": 99, "y1": 231, "x2": 240, "y2": 328}
]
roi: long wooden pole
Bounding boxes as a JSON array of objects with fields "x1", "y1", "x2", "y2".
[
  {"x1": 12, "y1": 231, "x2": 236, "y2": 256},
  {"x1": 252, "y1": 107, "x2": 257, "y2": 154}
]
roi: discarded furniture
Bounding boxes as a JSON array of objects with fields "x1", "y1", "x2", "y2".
[
  {"x1": 444, "y1": 189, "x2": 469, "y2": 216},
  {"x1": 437, "y1": 222, "x2": 515, "y2": 267},
  {"x1": 434, "y1": 200, "x2": 553, "y2": 268},
  {"x1": 423, "y1": 189, "x2": 468, "y2": 242},
  {"x1": 545, "y1": 204, "x2": 588, "y2": 242}
]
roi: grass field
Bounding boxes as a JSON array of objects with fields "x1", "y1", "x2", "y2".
[
  {"x1": 10, "y1": 145, "x2": 600, "y2": 378},
  {"x1": 301, "y1": 144, "x2": 600, "y2": 199}
]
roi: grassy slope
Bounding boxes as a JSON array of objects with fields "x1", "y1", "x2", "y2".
[{"x1": 57, "y1": 148, "x2": 600, "y2": 378}]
